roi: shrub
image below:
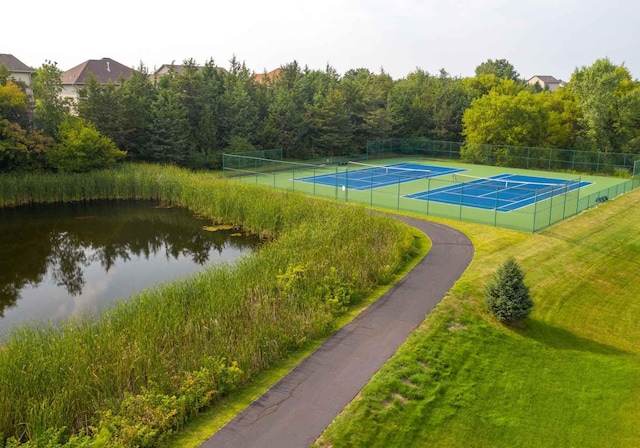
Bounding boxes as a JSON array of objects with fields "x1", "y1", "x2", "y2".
[
  {"x1": 484, "y1": 257, "x2": 533, "y2": 323},
  {"x1": 47, "y1": 118, "x2": 126, "y2": 173}
]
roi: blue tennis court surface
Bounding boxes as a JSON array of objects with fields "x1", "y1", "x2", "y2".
[
  {"x1": 406, "y1": 173, "x2": 592, "y2": 212},
  {"x1": 296, "y1": 163, "x2": 464, "y2": 190}
]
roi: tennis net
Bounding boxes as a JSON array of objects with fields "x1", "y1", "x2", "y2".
[
  {"x1": 451, "y1": 173, "x2": 581, "y2": 193},
  {"x1": 347, "y1": 161, "x2": 433, "y2": 178}
]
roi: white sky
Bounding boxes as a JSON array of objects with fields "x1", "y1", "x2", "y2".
[{"x1": 5, "y1": 0, "x2": 639, "y2": 81}]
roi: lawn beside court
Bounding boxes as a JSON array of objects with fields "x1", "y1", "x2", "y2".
[{"x1": 314, "y1": 187, "x2": 640, "y2": 447}]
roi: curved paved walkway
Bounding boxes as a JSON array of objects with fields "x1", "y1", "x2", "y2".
[{"x1": 200, "y1": 217, "x2": 474, "y2": 448}]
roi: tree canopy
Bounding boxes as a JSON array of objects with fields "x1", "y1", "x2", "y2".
[
  {"x1": 0, "y1": 56, "x2": 638, "y2": 173},
  {"x1": 569, "y1": 58, "x2": 640, "y2": 153},
  {"x1": 475, "y1": 58, "x2": 521, "y2": 81}
]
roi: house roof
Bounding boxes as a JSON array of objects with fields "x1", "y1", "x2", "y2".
[
  {"x1": 156, "y1": 64, "x2": 205, "y2": 75},
  {"x1": 527, "y1": 75, "x2": 561, "y2": 84},
  {"x1": 253, "y1": 68, "x2": 282, "y2": 83},
  {"x1": 152, "y1": 63, "x2": 228, "y2": 80},
  {"x1": 61, "y1": 58, "x2": 133, "y2": 85},
  {"x1": 0, "y1": 54, "x2": 33, "y2": 73}
]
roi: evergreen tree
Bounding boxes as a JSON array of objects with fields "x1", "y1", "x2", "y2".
[
  {"x1": 219, "y1": 57, "x2": 259, "y2": 149},
  {"x1": 308, "y1": 87, "x2": 354, "y2": 156},
  {"x1": 485, "y1": 257, "x2": 534, "y2": 323},
  {"x1": 116, "y1": 64, "x2": 157, "y2": 159},
  {"x1": 77, "y1": 75, "x2": 124, "y2": 146},
  {"x1": 147, "y1": 88, "x2": 190, "y2": 163}
]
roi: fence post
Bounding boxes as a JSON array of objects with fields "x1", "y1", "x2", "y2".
[
  {"x1": 459, "y1": 183, "x2": 464, "y2": 221},
  {"x1": 426, "y1": 177, "x2": 431, "y2": 216},
  {"x1": 494, "y1": 187, "x2": 499, "y2": 227},
  {"x1": 575, "y1": 176, "x2": 581, "y2": 215},
  {"x1": 561, "y1": 185, "x2": 568, "y2": 221},
  {"x1": 548, "y1": 187, "x2": 554, "y2": 228},
  {"x1": 532, "y1": 190, "x2": 538, "y2": 233},
  {"x1": 345, "y1": 167, "x2": 349, "y2": 203},
  {"x1": 370, "y1": 171, "x2": 374, "y2": 206}
]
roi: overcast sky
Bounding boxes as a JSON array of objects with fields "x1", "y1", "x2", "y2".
[{"x1": 5, "y1": 0, "x2": 639, "y2": 81}]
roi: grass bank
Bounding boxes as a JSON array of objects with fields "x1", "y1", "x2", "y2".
[
  {"x1": 315, "y1": 187, "x2": 640, "y2": 447},
  {"x1": 0, "y1": 164, "x2": 421, "y2": 447}
]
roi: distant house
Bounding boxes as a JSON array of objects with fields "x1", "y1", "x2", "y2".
[
  {"x1": 151, "y1": 63, "x2": 227, "y2": 82},
  {"x1": 0, "y1": 54, "x2": 34, "y2": 87},
  {"x1": 253, "y1": 68, "x2": 282, "y2": 84},
  {"x1": 60, "y1": 58, "x2": 134, "y2": 103},
  {"x1": 526, "y1": 75, "x2": 565, "y2": 92}
]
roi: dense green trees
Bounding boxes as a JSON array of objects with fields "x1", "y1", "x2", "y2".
[
  {"x1": 72, "y1": 61, "x2": 476, "y2": 165},
  {"x1": 1, "y1": 56, "x2": 639, "y2": 173},
  {"x1": 461, "y1": 58, "x2": 639, "y2": 167},
  {"x1": 0, "y1": 69, "x2": 51, "y2": 171},
  {"x1": 462, "y1": 90, "x2": 549, "y2": 149},
  {"x1": 568, "y1": 58, "x2": 640, "y2": 153},
  {"x1": 0, "y1": 119, "x2": 52, "y2": 171},
  {"x1": 0, "y1": 61, "x2": 123, "y2": 173}
]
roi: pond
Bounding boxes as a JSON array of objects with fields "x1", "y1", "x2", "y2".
[{"x1": 0, "y1": 200, "x2": 259, "y2": 337}]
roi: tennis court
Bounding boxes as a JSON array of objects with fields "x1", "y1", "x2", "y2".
[
  {"x1": 295, "y1": 162, "x2": 463, "y2": 190},
  {"x1": 223, "y1": 151, "x2": 633, "y2": 232},
  {"x1": 406, "y1": 173, "x2": 592, "y2": 212}
]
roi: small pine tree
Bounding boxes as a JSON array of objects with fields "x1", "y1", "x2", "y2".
[{"x1": 484, "y1": 257, "x2": 534, "y2": 323}]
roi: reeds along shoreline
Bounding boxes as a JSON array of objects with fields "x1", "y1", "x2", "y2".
[{"x1": 0, "y1": 164, "x2": 419, "y2": 446}]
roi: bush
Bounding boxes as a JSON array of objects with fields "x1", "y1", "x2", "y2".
[
  {"x1": 47, "y1": 118, "x2": 126, "y2": 172},
  {"x1": 484, "y1": 257, "x2": 533, "y2": 323}
]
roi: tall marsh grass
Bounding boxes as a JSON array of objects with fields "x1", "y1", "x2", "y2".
[{"x1": 0, "y1": 164, "x2": 419, "y2": 446}]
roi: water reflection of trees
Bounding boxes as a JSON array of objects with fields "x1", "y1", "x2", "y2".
[
  {"x1": 49, "y1": 232, "x2": 88, "y2": 296},
  {"x1": 0, "y1": 201, "x2": 258, "y2": 316}
]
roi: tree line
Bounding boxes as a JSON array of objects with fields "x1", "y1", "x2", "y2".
[{"x1": 1, "y1": 57, "x2": 638, "y2": 172}]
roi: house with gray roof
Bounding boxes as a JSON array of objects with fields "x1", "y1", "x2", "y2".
[
  {"x1": 151, "y1": 63, "x2": 228, "y2": 82},
  {"x1": 60, "y1": 57, "x2": 134, "y2": 103},
  {"x1": 526, "y1": 75, "x2": 565, "y2": 92},
  {"x1": 0, "y1": 54, "x2": 34, "y2": 86}
]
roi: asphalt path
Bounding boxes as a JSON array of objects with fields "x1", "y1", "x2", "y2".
[{"x1": 199, "y1": 217, "x2": 474, "y2": 448}]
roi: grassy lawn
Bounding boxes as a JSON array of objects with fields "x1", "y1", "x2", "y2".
[{"x1": 314, "y1": 187, "x2": 640, "y2": 447}]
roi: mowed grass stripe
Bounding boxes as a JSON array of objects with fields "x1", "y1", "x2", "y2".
[{"x1": 315, "y1": 188, "x2": 640, "y2": 448}]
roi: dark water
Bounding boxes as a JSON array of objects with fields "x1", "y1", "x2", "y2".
[{"x1": 0, "y1": 200, "x2": 259, "y2": 337}]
